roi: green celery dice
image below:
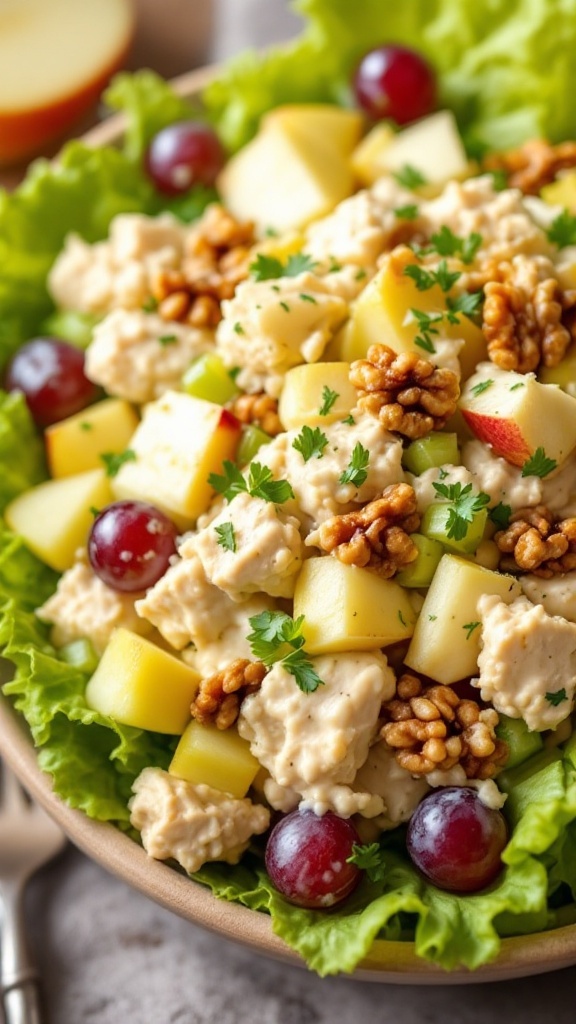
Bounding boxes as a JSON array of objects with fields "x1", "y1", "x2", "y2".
[
  {"x1": 495, "y1": 714, "x2": 543, "y2": 770},
  {"x1": 420, "y1": 503, "x2": 488, "y2": 554},
  {"x1": 395, "y1": 533, "x2": 444, "y2": 587},
  {"x1": 59, "y1": 637, "x2": 100, "y2": 674},
  {"x1": 402, "y1": 432, "x2": 460, "y2": 475},
  {"x1": 237, "y1": 424, "x2": 272, "y2": 466},
  {"x1": 182, "y1": 353, "x2": 239, "y2": 405},
  {"x1": 42, "y1": 310, "x2": 101, "y2": 349}
]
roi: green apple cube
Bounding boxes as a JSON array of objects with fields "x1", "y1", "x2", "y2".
[
  {"x1": 420, "y1": 503, "x2": 488, "y2": 555},
  {"x1": 395, "y1": 534, "x2": 444, "y2": 587},
  {"x1": 402, "y1": 432, "x2": 460, "y2": 475},
  {"x1": 236, "y1": 424, "x2": 272, "y2": 466},
  {"x1": 495, "y1": 714, "x2": 543, "y2": 770},
  {"x1": 182, "y1": 353, "x2": 240, "y2": 405},
  {"x1": 169, "y1": 720, "x2": 260, "y2": 798}
]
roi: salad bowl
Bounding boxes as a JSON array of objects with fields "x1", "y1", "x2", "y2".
[{"x1": 4, "y1": 16, "x2": 576, "y2": 982}]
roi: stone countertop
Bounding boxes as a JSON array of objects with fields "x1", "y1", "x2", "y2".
[{"x1": 9, "y1": 1, "x2": 576, "y2": 1020}]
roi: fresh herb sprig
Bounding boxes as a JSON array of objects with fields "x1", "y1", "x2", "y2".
[
  {"x1": 249, "y1": 252, "x2": 317, "y2": 281},
  {"x1": 521, "y1": 448, "x2": 558, "y2": 479},
  {"x1": 292, "y1": 425, "x2": 328, "y2": 463},
  {"x1": 209, "y1": 460, "x2": 294, "y2": 503},
  {"x1": 247, "y1": 611, "x2": 323, "y2": 693},
  {"x1": 431, "y1": 481, "x2": 490, "y2": 541},
  {"x1": 339, "y1": 442, "x2": 370, "y2": 487}
]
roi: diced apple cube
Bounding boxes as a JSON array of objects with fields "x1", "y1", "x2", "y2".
[
  {"x1": 111, "y1": 390, "x2": 241, "y2": 528},
  {"x1": 85, "y1": 628, "x2": 200, "y2": 734},
  {"x1": 369, "y1": 111, "x2": 469, "y2": 191},
  {"x1": 539, "y1": 341, "x2": 576, "y2": 397},
  {"x1": 45, "y1": 397, "x2": 139, "y2": 478},
  {"x1": 404, "y1": 554, "x2": 522, "y2": 684},
  {"x1": 169, "y1": 720, "x2": 260, "y2": 798},
  {"x1": 262, "y1": 104, "x2": 364, "y2": 158},
  {"x1": 4, "y1": 468, "x2": 113, "y2": 572},
  {"x1": 278, "y1": 362, "x2": 358, "y2": 430},
  {"x1": 294, "y1": 556, "x2": 416, "y2": 654},
  {"x1": 541, "y1": 171, "x2": 576, "y2": 211},
  {"x1": 459, "y1": 366, "x2": 576, "y2": 467},
  {"x1": 350, "y1": 122, "x2": 396, "y2": 186}
]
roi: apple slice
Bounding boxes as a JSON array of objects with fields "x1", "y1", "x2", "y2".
[
  {"x1": 45, "y1": 397, "x2": 139, "y2": 479},
  {"x1": 0, "y1": 0, "x2": 134, "y2": 166},
  {"x1": 278, "y1": 362, "x2": 358, "y2": 430},
  {"x1": 169, "y1": 720, "x2": 260, "y2": 798},
  {"x1": 261, "y1": 104, "x2": 364, "y2": 158},
  {"x1": 459, "y1": 366, "x2": 576, "y2": 468}
]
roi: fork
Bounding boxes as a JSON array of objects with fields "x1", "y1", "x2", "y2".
[{"x1": 0, "y1": 762, "x2": 67, "y2": 1024}]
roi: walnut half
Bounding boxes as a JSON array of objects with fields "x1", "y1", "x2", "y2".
[
  {"x1": 495, "y1": 505, "x2": 576, "y2": 577},
  {"x1": 190, "y1": 658, "x2": 266, "y2": 730}
]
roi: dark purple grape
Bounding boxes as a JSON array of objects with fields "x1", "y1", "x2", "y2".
[
  {"x1": 88, "y1": 501, "x2": 178, "y2": 593},
  {"x1": 265, "y1": 808, "x2": 362, "y2": 909},
  {"x1": 144, "y1": 120, "x2": 225, "y2": 195},
  {"x1": 406, "y1": 787, "x2": 508, "y2": 893},
  {"x1": 4, "y1": 337, "x2": 98, "y2": 428},
  {"x1": 353, "y1": 44, "x2": 437, "y2": 125}
]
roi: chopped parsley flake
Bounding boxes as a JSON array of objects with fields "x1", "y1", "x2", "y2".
[
  {"x1": 339, "y1": 442, "x2": 370, "y2": 487},
  {"x1": 489, "y1": 502, "x2": 513, "y2": 530},
  {"x1": 521, "y1": 448, "x2": 558, "y2": 479},
  {"x1": 299, "y1": 293, "x2": 318, "y2": 304},
  {"x1": 158, "y1": 334, "x2": 177, "y2": 346},
  {"x1": 100, "y1": 449, "x2": 137, "y2": 477},
  {"x1": 546, "y1": 688, "x2": 568, "y2": 706},
  {"x1": 470, "y1": 379, "x2": 494, "y2": 397},
  {"x1": 355, "y1": 268, "x2": 367, "y2": 281},
  {"x1": 79, "y1": 421, "x2": 93, "y2": 431},
  {"x1": 346, "y1": 843, "x2": 386, "y2": 882},
  {"x1": 428, "y1": 226, "x2": 483, "y2": 264},
  {"x1": 445, "y1": 290, "x2": 483, "y2": 321},
  {"x1": 215, "y1": 521, "x2": 236, "y2": 553},
  {"x1": 547, "y1": 209, "x2": 576, "y2": 248},
  {"x1": 428, "y1": 614, "x2": 437, "y2": 621},
  {"x1": 403, "y1": 260, "x2": 461, "y2": 294},
  {"x1": 509, "y1": 382, "x2": 525, "y2": 391},
  {"x1": 393, "y1": 164, "x2": 427, "y2": 189},
  {"x1": 208, "y1": 460, "x2": 294, "y2": 505},
  {"x1": 249, "y1": 251, "x2": 317, "y2": 281},
  {"x1": 432, "y1": 481, "x2": 490, "y2": 541},
  {"x1": 487, "y1": 169, "x2": 508, "y2": 192},
  {"x1": 398, "y1": 610, "x2": 407, "y2": 626},
  {"x1": 233, "y1": 322, "x2": 245, "y2": 335},
  {"x1": 141, "y1": 296, "x2": 158, "y2": 312},
  {"x1": 319, "y1": 385, "x2": 339, "y2": 416},
  {"x1": 292, "y1": 425, "x2": 328, "y2": 462},
  {"x1": 463, "y1": 620, "x2": 481, "y2": 639},
  {"x1": 247, "y1": 610, "x2": 323, "y2": 693},
  {"x1": 279, "y1": 301, "x2": 290, "y2": 312},
  {"x1": 394, "y1": 204, "x2": 419, "y2": 220},
  {"x1": 341, "y1": 414, "x2": 355, "y2": 426}
]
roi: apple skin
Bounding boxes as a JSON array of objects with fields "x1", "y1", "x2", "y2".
[{"x1": 460, "y1": 409, "x2": 531, "y2": 467}]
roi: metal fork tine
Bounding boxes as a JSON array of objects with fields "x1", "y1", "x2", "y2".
[{"x1": 1, "y1": 762, "x2": 29, "y2": 813}]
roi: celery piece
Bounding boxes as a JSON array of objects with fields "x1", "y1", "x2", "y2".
[
  {"x1": 59, "y1": 637, "x2": 100, "y2": 675},
  {"x1": 402, "y1": 432, "x2": 460, "y2": 475},
  {"x1": 495, "y1": 714, "x2": 543, "y2": 770},
  {"x1": 395, "y1": 533, "x2": 444, "y2": 588},
  {"x1": 237, "y1": 424, "x2": 272, "y2": 466},
  {"x1": 182, "y1": 353, "x2": 239, "y2": 405},
  {"x1": 420, "y1": 503, "x2": 488, "y2": 554},
  {"x1": 42, "y1": 310, "x2": 101, "y2": 349}
]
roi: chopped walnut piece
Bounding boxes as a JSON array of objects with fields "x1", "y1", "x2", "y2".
[
  {"x1": 350, "y1": 344, "x2": 460, "y2": 440},
  {"x1": 148, "y1": 204, "x2": 255, "y2": 327},
  {"x1": 495, "y1": 505, "x2": 576, "y2": 578},
  {"x1": 229, "y1": 392, "x2": 283, "y2": 437},
  {"x1": 483, "y1": 138, "x2": 576, "y2": 195},
  {"x1": 190, "y1": 658, "x2": 267, "y2": 730},
  {"x1": 482, "y1": 257, "x2": 576, "y2": 373},
  {"x1": 380, "y1": 672, "x2": 509, "y2": 779},
  {"x1": 307, "y1": 482, "x2": 420, "y2": 577}
]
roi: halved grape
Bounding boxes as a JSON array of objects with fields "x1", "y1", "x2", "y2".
[
  {"x1": 88, "y1": 501, "x2": 178, "y2": 593},
  {"x1": 406, "y1": 787, "x2": 508, "y2": 893},
  {"x1": 353, "y1": 44, "x2": 437, "y2": 126},
  {"x1": 4, "y1": 337, "x2": 99, "y2": 428},
  {"x1": 265, "y1": 808, "x2": 362, "y2": 909},
  {"x1": 145, "y1": 120, "x2": 225, "y2": 195}
]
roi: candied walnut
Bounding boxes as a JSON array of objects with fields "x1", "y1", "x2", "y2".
[
  {"x1": 190, "y1": 658, "x2": 266, "y2": 730},
  {"x1": 482, "y1": 258, "x2": 576, "y2": 373},
  {"x1": 149, "y1": 204, "x2": 255, "y2": 327},
  {"x1": 229, "y1": 392, "x2": 283, "y2": 437},
  {"x1": 380, "y1": 672, "x2": 508, "y2": 779},
  {"x1": 495, "y1": 505, "x2": 576, "y2": 577},
  {"x1": 350, "y1": 343, "x2": 460, "y2": 440},
  {"x1": 307, "y1": 482, "x2": 420, "y2": 577},
  {"x1": 483, "y1": 138, "x2": 576, "y2": 195}
]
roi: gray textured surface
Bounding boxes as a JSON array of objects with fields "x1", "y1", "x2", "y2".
[{"x1": 18, "y1": 2, "x2": 576, "y2": 1020}]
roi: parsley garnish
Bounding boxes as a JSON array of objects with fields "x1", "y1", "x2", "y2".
[
  {"x1": 470, "y1": 379, "x2": 494, "y2": 397},
  {"x1": 341, "y1": 414, "x2": 355, "y2": 426},
  {"x1": 339, "y1": 442, "x2": 370, "y2": 487},
  {"x1": 546, "y1": 688, "x2": 568, "y2": 706},
  {"x1": 431, "y1": 481, "x2": 490, "y2": 541},
  {"x1": 509, "y1": 382, "x2": 525, "y2": 391},
  {"x1": 489, "y1": 502, "x2": 512, "y2": 530},
  {"x1": 100, "y1": 449, "x2": 137, "y2": 477},
  {"x1": 141, "y1": 296, "x2": 158, "y2": 313},
  {"x1": 463, "y1": 620, "x2": 481, "y2": 639},
  {"x1": 279, "y1": 301, "x2": 290, "y2": 313},
  {"x1": 410, "y1": 308, "x2": 443, "y2": 353},
  {"x1": 249, "y1": 251, "x2": 317, "y2": 281},
  {"x1": 158, "y1": 334, "x2": 177, "y2": 346},
  {"x1": 208, "y1": 460, "x2": 294, "y2": 504},
  {"x1": 355, "y1": 268, "x2": 367, "y2": 281},
  {"x1": 394, "y1": 204, "x2": 419, "y2": 220},
  {"x1": 403, "y1": 260, "x2": 461, "y2": 294},
  {"x1": 487, "y1": 169, "x2": 508, "y2": 192},
  {"x1": 547, "y1": 209, "x2": 576, "y2": 248},
  {"x1": 292, "y1": 425, "x2": 328, "y2": 463},
  {"x1": 521, "y1": 448, "x2": 558, "y2": 479},
  {"x1": 79, "y1": 421, "x2": 93, "y2": 432},
  {"x1": 233, "y1": 322, "x2": 245, "y2": 335},
  {"x1": 445, "y1": 290, "x2": 483, "y2": 321},
  {"x1": 428, "y1": 226, "x2": 483, "y2": 265},
  {"x1": 319, "y1": 385, "x2": 339, "y2": 416},
  {"x1": 347, "y1": 843, "x2": 386, "y2": 883},
  {"x1": 393, "y1": 164, "x2": 427, "y2": 189},
  {"x1": 299, "y1": 293, "x2": 318, "y2": 304},
  {"x1": 215, "y1": 522, "x2": 236, "y2": 553},
  {"x1": 398, "y1": 609, "x2": 407, "y2": 626},
  {"x1": 247, "y1": 611, "x2": 323, "y2": 693}
]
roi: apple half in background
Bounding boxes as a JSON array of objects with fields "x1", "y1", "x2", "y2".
[{"x1": 0, "y1": 0, "x2": 134, "y2": 166}]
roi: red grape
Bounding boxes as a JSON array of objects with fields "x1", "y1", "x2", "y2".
[
  {"x1": 145, "y1": 120, "x2": 225, "y2": 195},
  {"x1": 4, "y1": 337, "x2": 98, "y2": 428},
  {"x1": 406, "y1": 787, "x2": 508, "y2": 893},
  {"x1": 265, "y1": 808, "x2": 362, "y2": 909},
  {"x1": 353, "y1": 44, "x2": 437, "y2": 125},
  {"x1": 88, "y1": 501, "x2": 178, "y2": 593}
]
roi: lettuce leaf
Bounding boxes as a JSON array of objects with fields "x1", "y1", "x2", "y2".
[
  {"x1": 203, "y1": 0, "x2": 576, "y2": 153},
  {"x1": 0, "y1": 391, "x2": 46, "y2": 512}
]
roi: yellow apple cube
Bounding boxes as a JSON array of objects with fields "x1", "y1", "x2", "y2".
[
  {"x1": 294, "y1": 556, "x2": 416, "y2": 654},
  {"x1": 370, "y1": 111, "x2": 469, "y2": 192},
  {"x1": 45, "y1": 398, "x2": 139, "y2": 478},
  {"x1": 169, "y1": 720, "x2": 260, "y2": 798},
  {"x1": 539, "y1": 342, "x2": 576, "y2": 396},
  {"x1": 111, "y1": 390, "x2": 241, "y2": 528},
  {"x1": 350, "y1": 122, "x2": 396, "y2": 186},
  {"x1": 342, "y1": 248, "x2": 487, "y2": 379},
  {"x1": 85, "y1": 628, "x2": 200, "y2": 733},
  {"x1": 4, "y1": 468, "x2": 113, "y2": 572},
  {"x1": 278, "y1": 362, "x2": 358, "y2": 430},
  {"x1": 405, "y1": 554, "x2": 522, "y2": 685},
  {"x1": 541, "y1": 171, "x2": 576, "y2": 211},
  {"x1": 217, "y1": 118, "x2": 356, "y2": 234}
]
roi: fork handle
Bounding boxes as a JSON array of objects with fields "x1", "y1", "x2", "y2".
[
  {"x1": 3, "y1": 978, "x2": 43, "y2": 1024},
  {"x1": 1, "y1": 885, "x2": 44, "y2": 1024}
]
